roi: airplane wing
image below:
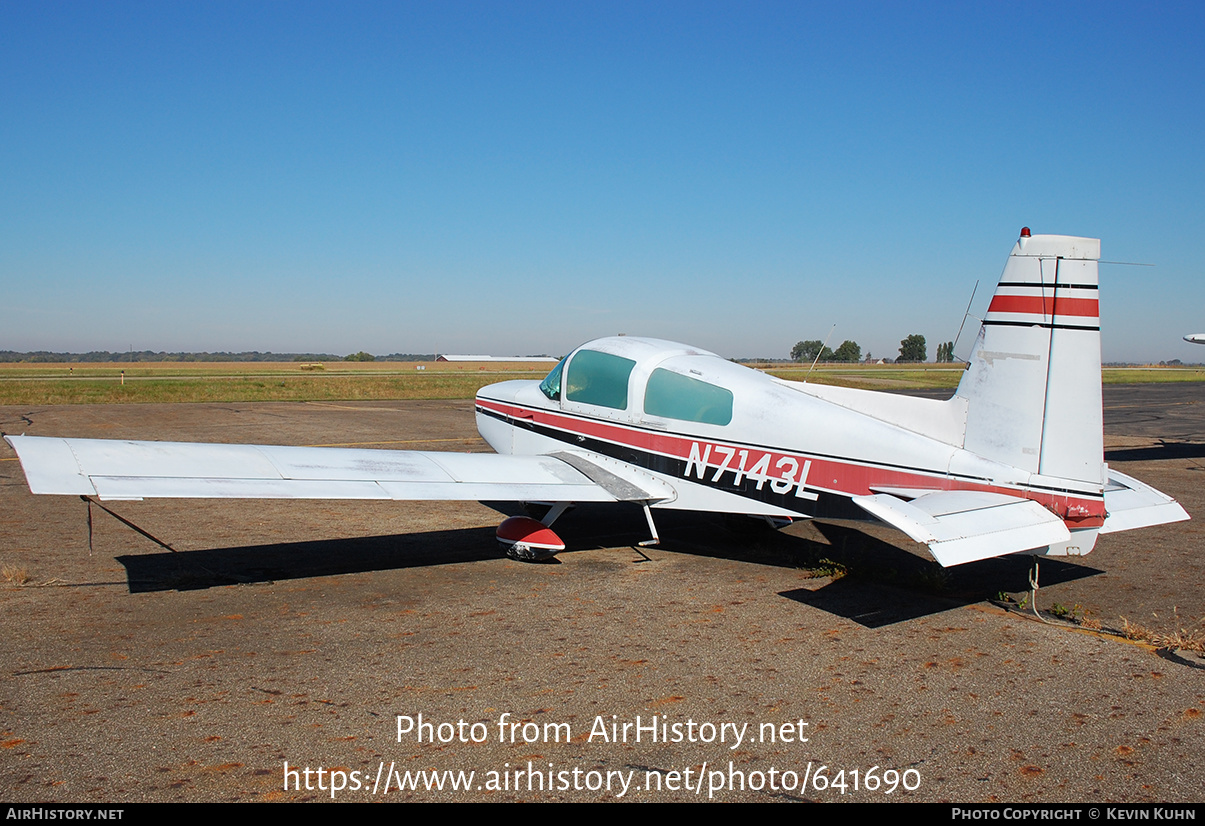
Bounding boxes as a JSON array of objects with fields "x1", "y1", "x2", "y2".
[
  {"x1": 851, "y1": 490, "x2": 1072, "y2": 567},
  {"x1": 3, "y1": 435, "x2": 672, "y2": 504}
]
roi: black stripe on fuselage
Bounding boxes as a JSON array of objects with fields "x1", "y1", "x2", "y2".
[
  {"x1": 475, "y1": 402, "x2": 1105, "y2": 506},
  {"x1": 475, "y1": 404, "x2": 867, "y2": 518}
]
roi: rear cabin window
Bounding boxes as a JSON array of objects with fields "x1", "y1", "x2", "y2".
[
  {"x1": 565, "y1": 350, "x2": 635, "y2": 410},
  {"x1": 643, "y1": 368, "x2": 733, "y2": 426}
]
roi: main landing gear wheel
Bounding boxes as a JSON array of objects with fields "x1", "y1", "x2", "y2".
[{"x1": 496, "y1": 516, "x2": 565, "y2": 562}]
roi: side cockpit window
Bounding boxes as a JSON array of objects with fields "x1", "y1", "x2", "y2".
[
  {"x1": 644, "y1": 368, "x2": 733, "y2": 425},
  {"x1": 539, "y1": 356, "x2": 566, "y2": 401},
  {"x1": 565, "y1": 350, "x2": 635, "y2": 410}
]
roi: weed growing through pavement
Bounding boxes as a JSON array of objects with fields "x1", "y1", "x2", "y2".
[{"x1": 1, "y1": 564, "x2": 30, "y2": 585}]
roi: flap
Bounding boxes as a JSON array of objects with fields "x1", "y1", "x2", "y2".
[{"x1": 852, "y1": 490, "x2": 1071, "y2": 567}]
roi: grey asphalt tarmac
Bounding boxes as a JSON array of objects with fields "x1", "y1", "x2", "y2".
[{"x1": 0, "y1": 386, "x2": 1201, "y2": 802}]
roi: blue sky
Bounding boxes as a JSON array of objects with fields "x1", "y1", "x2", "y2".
[{"x1": 2, "y1": 1, "x2": 1202, "y2": 362}]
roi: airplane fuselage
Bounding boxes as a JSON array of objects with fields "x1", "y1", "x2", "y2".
[{"x1": 473, "y1": 337, "x2": 1107, "y2": 532}]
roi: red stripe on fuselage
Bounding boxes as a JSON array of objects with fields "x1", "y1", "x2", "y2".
[
  {"x1": 474, "y1": 397, "x2": 1106, "y2": 527},
  {"x1": 987, "y1": 294, "x2": 1098, "y2": 318}
]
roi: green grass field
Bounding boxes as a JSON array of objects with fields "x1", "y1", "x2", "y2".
[
  {"x1": 0, "y1": 361, "x2": 548, "y2": 405},
  {"x1": 0, "y1": 361, "x2": 1200, "y2": 405}
]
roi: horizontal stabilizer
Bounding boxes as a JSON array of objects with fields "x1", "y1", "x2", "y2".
[
  {"x1": 4, "y1": 435, "x2": 639, "y2": 503},
  {"x1": 1100, "y1": 468, "x2": 1190, "y2": 534},
  {"x1": 852, "y1": 490, "x2": 1071, "y2": 567}
]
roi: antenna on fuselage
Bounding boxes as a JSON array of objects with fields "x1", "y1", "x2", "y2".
[
  {"x1": 804, "y1": 324, "x2": 837, "y2": 383},
  {"x1": 951, "y1": 279, "x2": 980, "y2": 364}
]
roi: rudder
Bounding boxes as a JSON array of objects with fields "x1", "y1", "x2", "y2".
[{"x1": 955, "y1": 230, "x2": 1104, "y2": 488}]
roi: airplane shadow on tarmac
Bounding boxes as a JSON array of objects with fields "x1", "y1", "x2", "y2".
[
  {"x1": 1104, "y1": 440, "x2": 1205, "y2": 463},
  {"x1": 113, "y1": 501, "x2": 1102, "y2": 628},
  {"x1": 116, "y1": 525, "x2": 508, "y2": 592},
  {"x1": 778, "y1": 523, "x2": 1101, "y2": 628}
]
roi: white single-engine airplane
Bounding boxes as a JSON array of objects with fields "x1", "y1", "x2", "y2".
[{"x1": 5, "y1": 229, "x2": 1189, "y2": 567}]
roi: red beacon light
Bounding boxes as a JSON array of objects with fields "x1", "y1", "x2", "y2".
[{"x1": 1020, "y1": 226, "x2": 1031, "y2": 237}]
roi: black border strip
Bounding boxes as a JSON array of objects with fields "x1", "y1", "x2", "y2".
[
  {"x1": 995, "y1": 281, "x2": 1098, "y2": 290},
  {"x1": 982, "y1": 320, "x2": 1100, "y2": 331}
]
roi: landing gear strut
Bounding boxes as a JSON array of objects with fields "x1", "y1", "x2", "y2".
[{"x1": 498, "y1": 500, "x2": 664, "y2": 561}]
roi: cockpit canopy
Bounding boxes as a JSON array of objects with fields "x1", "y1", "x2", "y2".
[{"x1": 539, "y1": 337, "x2": 735, "y2": 427}]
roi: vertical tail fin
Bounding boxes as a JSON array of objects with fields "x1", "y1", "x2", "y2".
[{"x1": 955, "y1": 230, "x2": 1104, "y2": 487}]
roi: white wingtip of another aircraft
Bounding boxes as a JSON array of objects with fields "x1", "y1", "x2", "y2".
[{"x1": 1184, "y1": 334, "x2": 1205, "y2": 344}]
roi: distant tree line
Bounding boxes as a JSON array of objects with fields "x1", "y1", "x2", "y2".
[
  {"x1": 788, "y1": 334, "x2": 963, "y2": 364},
  {"x1": 0, "y1": 350, "x2": 440, "y2": 363},
  {"x1": 790, "y1": 339, "x2": 862, "y2": 363},
  {"x1": 0, "y1": 350, "x2": 342, "y2": 363}
]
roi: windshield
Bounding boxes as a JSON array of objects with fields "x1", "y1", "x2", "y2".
[{"x1": 539, "y1": 356, "x2": 567, "y2": 400}]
